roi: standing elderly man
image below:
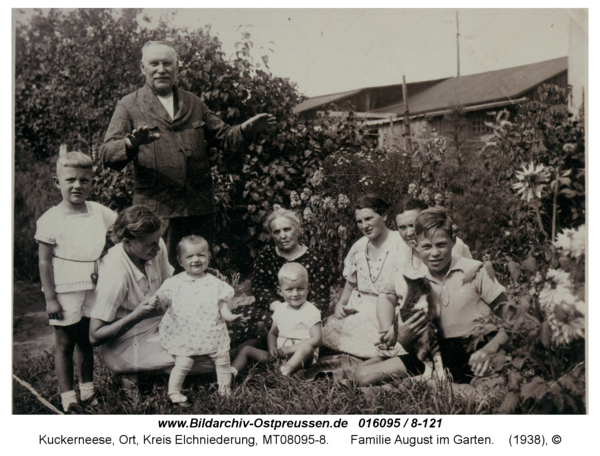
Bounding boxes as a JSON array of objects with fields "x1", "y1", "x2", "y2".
[{"x1": 101, "y1": 41, "x2": 275, "y2": 266}]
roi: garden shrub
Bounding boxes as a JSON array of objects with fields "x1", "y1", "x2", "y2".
[
  {"x1": 284, "y1": 145, "x2": 417, "y2": 282},
  {"x1": 471, "y1": 225, "x2": 586, "y2": 414},
  {"x1": 15, "y1": 9, "x2": 382, "y2": 279},
  {"x1": 13, "y1": 10, "x2": 586, "y2": 415},
  {"x1": 13, "y1": 157, "x2": 61, "y2": 280}
]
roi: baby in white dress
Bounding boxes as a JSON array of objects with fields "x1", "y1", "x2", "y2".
[{"x1": 152, "y1": 235, "x2": 241, "y2": 403}]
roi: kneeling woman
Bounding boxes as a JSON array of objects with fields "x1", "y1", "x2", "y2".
[{"x1": 89, "y1": 206, "x2": 215, "y2": 376}]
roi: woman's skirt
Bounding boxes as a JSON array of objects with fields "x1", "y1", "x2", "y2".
[
  {"x1": 100, "y1": 316, "x2": 215, "y2": 374},
  {"x1": 322, "y1": 288, "x2": 406, "y2": 359}
]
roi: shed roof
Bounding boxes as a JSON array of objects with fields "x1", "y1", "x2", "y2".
[
  {"x1": 370, "y1": 57, "x2": 568, "y2": 115},
  {"x1": 292, "y1": 88, "x2": 363, "y2": 114},
  {"x1": 292, "y1": 78, "x2": 447, "y2": 114},
  {"x1": 294, "y1": 57, "x2": 568, "y2": 116}
]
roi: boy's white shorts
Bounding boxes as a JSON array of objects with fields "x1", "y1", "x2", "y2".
[{"x1": 50, "y1": 290, "x2": 95, "y2": 327}]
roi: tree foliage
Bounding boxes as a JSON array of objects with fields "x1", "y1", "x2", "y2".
[{"x1": 14, "y1": 8, "x2": 375, "y2": 279}]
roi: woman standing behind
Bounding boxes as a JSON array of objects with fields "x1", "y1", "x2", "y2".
[
  {"x1": 230, "y1": 209, "x2": 331, "y2": 347},
  {"x1": 394, "y1": 198, "x2": 471, "y2": 275}
]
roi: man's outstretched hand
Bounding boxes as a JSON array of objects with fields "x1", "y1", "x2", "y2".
[
  {"x1": 241, "y1": 114, "x2": 277, "y2": 135},
  {"x1": 125, "y1": 125, "x2": 161, "y2": 149}
]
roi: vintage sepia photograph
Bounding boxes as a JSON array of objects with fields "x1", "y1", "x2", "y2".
[{"x1": 12, "y1": 8, "x2": 587, "y2": 416}]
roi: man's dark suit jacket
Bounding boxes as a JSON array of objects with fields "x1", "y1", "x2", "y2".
[{"x1": 101, "y1": 83, "x2": 243, "y2": 218}]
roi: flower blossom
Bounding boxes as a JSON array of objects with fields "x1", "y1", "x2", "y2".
[
  {"x1": 512, "y1": 162, "x2": 551, "y2": 202},
  {"x1": 434, "y1": 193, "x2": 443, "y2": 205},
  {"x1": 290, "y1": 191, "x2": 300, "y2": 208},
  {"x1": 554, "y1": 225, "x2": 586, "y2": 259},
  {"x1": 323, "y1": 197, "x2": 335, "y2": 211},
  {"x1": 311, "y1": 170, "x2": 324, "y2": 187},
  {"x1": 338, "y1": 194, "x2": 350, "y2": 209},
  {"x1": 300, "y1": 188, "x2": 312, "y2": 201},
  {"x1": 563, "y1": 143, "x2": 576, "y2": 153},
  {"x1": 538, "y1": 269, "x2": 575, "y2": 313},
  {"x1": 407, "y1": 183, "x2": 417, "y2": 195},
  {"x1": 303, "y1": 207, "x2": 314, "y2": 221},
  {"x1": 359, "y1": 176, "x2": 371, "y2": 186},
  {"x1": 547, "y1": 300, "x2": 585, "y2": 346}
]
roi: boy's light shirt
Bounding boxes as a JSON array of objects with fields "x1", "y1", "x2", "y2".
[
  {"x1": 272, "y1": 301, "x2": 321, "y2": 348},
  {"x1": 395, "y1": 256, "x2": 505, "y2": 339},
  {"x1": 34, "y1": 201, "x2": 117, "y2": 293}
]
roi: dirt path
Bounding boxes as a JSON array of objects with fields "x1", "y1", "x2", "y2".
[{"x1": 13, "y1": 281, "x2": 54, "y2": 358}]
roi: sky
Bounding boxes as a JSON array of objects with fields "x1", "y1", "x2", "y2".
[
  {"x1": 12, "y1": 8, "x2": 573, "y2": 98},
  {"x1": 137, "y1": 8, "x2": 572, "y2": 97}
]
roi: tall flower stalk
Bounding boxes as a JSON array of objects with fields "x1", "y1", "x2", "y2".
[{"x1": 513, "y1": 162, "x2": 550, "y2": 238}]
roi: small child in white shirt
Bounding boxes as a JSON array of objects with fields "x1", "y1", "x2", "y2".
[
  {"x1": 152, "y1": 235, "x2": 241, "y2": 403},
  {"x1": 231, "y1": 263, "x2": 322, "y2": 377},
  {"x1": 35, "y1": 150, "x2": 117, "y2": 412}
]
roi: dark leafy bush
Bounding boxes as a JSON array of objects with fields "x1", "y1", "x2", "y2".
[
  {"x1": 14, "y1": 9, "x2": 380, "y2": 279},
  {"x1": 470, "y1": 225, "x2": 586, "y2": 414},
  {"x1": 13, "y1": 157, "x2": 61, "y2": 280}
]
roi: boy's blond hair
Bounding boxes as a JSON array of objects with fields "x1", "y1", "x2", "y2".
[
  {"x1": 278, "y1": 262, "x2": 308, "y2": 284},
  {"x1": 56, "y1": 151, "x2": 93, "y2": 173}
]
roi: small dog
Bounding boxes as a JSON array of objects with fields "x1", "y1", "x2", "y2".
[{"x1": 397, "y1": 276, "x2": 445, "y2": 380}]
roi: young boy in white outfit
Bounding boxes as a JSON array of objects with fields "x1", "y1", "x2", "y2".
[
  {"x1": 35, "y1": 150, "x2": 117, "y2": 412},
  {"x1": 231, "y1": 263, "x2": 322, "y2": 377}
]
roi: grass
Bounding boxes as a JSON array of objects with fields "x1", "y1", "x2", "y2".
[
  {"x1": 12, "y1": 349, "x2": 507, "y2": 415},
  {"x1": 12, "y1": 278, "x2": 507, "y2": 415}
]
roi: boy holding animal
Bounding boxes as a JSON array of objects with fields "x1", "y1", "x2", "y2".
[{"x1": 355, "y1": 207, "x2": 508, "y2": 387}]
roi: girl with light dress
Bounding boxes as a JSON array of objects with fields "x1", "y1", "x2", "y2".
[{"x1": 152, "y1": 235, "x2": 242, "y2": 403}]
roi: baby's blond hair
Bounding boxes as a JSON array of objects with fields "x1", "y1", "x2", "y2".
[
  {"x1": 177, "y1": 235, "x2": 209, "y2": 258},
  {"x1": 278, "y1": 262, "x2": 308, "y2": 284}
]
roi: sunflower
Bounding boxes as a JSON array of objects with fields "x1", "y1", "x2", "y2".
[
  {"x1": 554, "y1": 225, "x2": 586, "y2": 259},
  {"x1": 547, "y1": 301, "x2": 585, "y2": 346},
  {"x1": 539, "y1": 269, "x2": 575, "y2": 313},
  {"x1": 512, "y1": 162, "x2": 551, "y2": 202}
]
